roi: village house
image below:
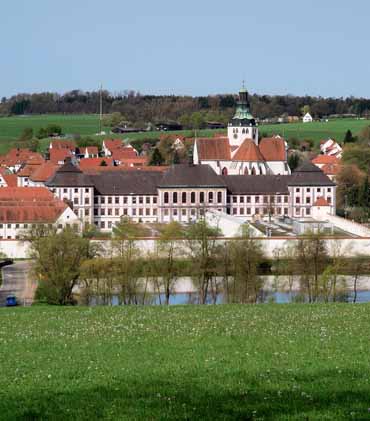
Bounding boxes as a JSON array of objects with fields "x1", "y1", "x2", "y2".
[
  {"x1": 320, "y1": 138, "x2": 342, "y2": 158},
  {"x1": 302, "y1": 112, "x2": 313, "y2": 123},
  {"x1": 0, "y1": 187, "x2": 79, "y2": 239}
]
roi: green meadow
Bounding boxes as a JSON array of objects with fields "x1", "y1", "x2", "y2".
[
  {"x1": 1, "y1": 304, "x2": 370, "y2": 420},
  {"x1": 0, "y1": 114, "x2": 369, "y2": 154}
]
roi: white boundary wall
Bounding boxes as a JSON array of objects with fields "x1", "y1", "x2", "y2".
[{"x1": 2, "y1": 237, "x2": 370, "y2": 259}]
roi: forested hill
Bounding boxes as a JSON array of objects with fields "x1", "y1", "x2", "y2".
[{"x1": 1, "y1": 90, "x2": 370, "y2": 124}]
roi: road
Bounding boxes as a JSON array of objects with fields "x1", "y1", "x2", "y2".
[{"x1": 0, "y1": 261, "x2": 35, "y2": 306}]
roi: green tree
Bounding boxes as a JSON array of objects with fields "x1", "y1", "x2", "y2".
[
  {"x1": 46, "y1": 124, "x2": 62, "y2": 136},
  {"x1": 27, "y1": 226, "x2": 96, "y2": 305},
  {"x1": 186, "y1": 218, "x2": 221, "y2": 304},
  {"x1": 18, "y1": 127, "x2": 33, "y2": 142},
  {"x1": 149, "y1": 147, "x2": 164, "y2": 166},
  {"x1": 172, "y1": 150, "x2": 180, "y2": 164},
  {"x1": 288, "y1": 153, "x2": 300, "y2": 171},
  {"x1": 36, "y1": 127, "x2": 48, "y2": 139},
  {"x1": 157, "y1": 221, "x2": 184, "y2": 304},
  {"x1": 343, "y1": 129, "x2": 355, "y2": 143},
  {"x1": 229, "y1": 225, "x2": 266, "y2": 303}
]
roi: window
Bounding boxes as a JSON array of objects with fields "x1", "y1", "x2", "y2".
[
  {"x1": 182, "y1": 192, "x2": 187, "y2": 203},
  {"x1": 153, "y1": 197, "x2": 157, "y2": 204},
  {"x1": 277, "y1": 196, "x2": 281, "y2": 203},
  {"x1": 317, "y1": 188, "x2": 321, "y2": 193},
  {"x1": 115, "y1": 197, "x2": 120, "y2": 204},
  {"x1": 63, "y1": 188, "x2": 67, "y2": 193},
  {"x1": 94, "y1": 197, "x2": 98, "y2": 204},
  {"x1": 233, "y1": 208, "x2": 237, "y2": 215},
  {"x1": 146, "y1": 208, "x2": 150, "y2": 216},
  {"x1": 255, "y1": 196, "x2": 260, "y2": 204},
  {"x1": 328, "y1": 188, "x2": 331, "y2": 193},
  {"x1": 153, "y1": 209, "x2": 157, "y2": 216},
  {"x1": 0, "y1": 224, "x2": 3, "y2": 228},
  {"x1": 139, "y1": 208, "x2": 143, "y2": 216},
  {"x1": 306, "y1": 208, "x2": 311, "y2": 215},
  {"x1": 191, "y1": 192, "x2": 195, "y2": 203},
  {"x1": 306, "y1": 188, "x2": 311, "y2": 192},
  {"x1": 240, "y1": 208, "x2": 244, "y2": 215},
  {"x1": 164, "y1": 209, "x2": 169, "y2": 216},
  {"x1": 306, "y1": 197, "x2": 310, "y2": 204},
  {"x1": 94, "y1": 209, "x2": 98, "y2": 216},
  {"x1": 108, "y1": 197, "x2": 112, "y2": 204},
  {"x1": 255, "y1": 208, "x2": 259, "y2": 214},
  {"x1": 182, "y1": 209, "x2": 186, "y2": 216},
  {"x1": 263, "y1": 208, "x2": 268, "y2": 215},
  {"x1": 74, "y1": 198, "x2": 78, "y2": 205},
  {"x1": 108, "y1": 209, "x2": 112, "y2": 216},
  {"x1": 115, "y1": 209, "x2": 119, "y2": 216},
  {"x1": 247, "y1": 208, "x2": 251, "y2": 215},
  {"x1": 85, "y1": 198, "x2": 90, "y2": 205},
  {"x1": 233, "y1": 196, "x2": 237, "y2": 203},
  {"x1": 132, "y1": 197, "x2": 137, "y2": 204},
  {"x1": 15, "y1": 224, "x2": 19, "y2": 228},
  {"x1": 239, "y1": 196, "x2": 244, "y2": 203},
  {"x1": 101, "y1": 209, "x2": 105, "y2": 216},
  {"x1": 263, "y1": 196, "x2": 268, "y2": 204},
  {"x1": 74, "y1": 188, "x2": 78, "y2": 193},
  {"x1": 208, "y1": 192, "x2": 213, "y2": 203},
  {"x1": 85, "y1": 209, "x2": 89, "y2": 216},
  {"x1": 85, "y1": 188, "x2": 89, "y2": 193},
  {"x1": 123, "y1": 209, "x2": 128, "y2": 216},
  {"x1": 164, "y1": 192, "x2": 169, "y2": 204},
  {"x1": 296, "y1": 188, "x2": 300, "y2": 192},
  {"x1": 146, "y1": 197, "x2": 150, "y2": 204},
  {"x1": 327, "y1": 196, "x2": 332, "y2": 204},
  {"x1": 132, "y1": 209, "x2": 137, "y2": 216},
  {"x1": 277, "y1": 208, "x2": 282, "y2": 214},
  {"x1": 217, "y1": 192, "x2": 222, "y2": 203},
  {"x1": 173, "y1": 192, "x2": 178, "y2": 204},
  {"x1": 173, "y1": 209, "x2": 178, "y2": 216},
  {"x1": 101, "y1": 197, "x2": 105, "y2": 204},
  {"x1": 284, "y1": 208, "x2": 288, "y2": 215},
  {"x1": 123, "y1": 197, "x2": 128, "y2": 204},
  {"x1": 295, "y1": 207, "x2": 300, "y2": 215},
  {"x1": 108, "y1": 221, "x2": 112, "y2": 228},
  {"x1": 200, "y1": 192, "x2": 204, "y2": 203},
  {"x1": 100, "y1": 221, "x2": 105, "y2": 228},
  {"x1": 139, "y1": 197, "x2": 143, "y2": 204},
  {"x1": 284, "y1": 196, "x2": 288, "y2": 203},
  {"x1": 295, "y1": 197, "x2": 300, "y2": 204}
]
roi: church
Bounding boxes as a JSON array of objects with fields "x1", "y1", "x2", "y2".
[{"x1": 193, "y1": 85, "x2": 290, "y2": 176}]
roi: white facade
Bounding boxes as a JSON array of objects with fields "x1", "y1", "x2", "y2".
[{"x1": 303, "y1": 113, "x2": 313, "y2": 123}]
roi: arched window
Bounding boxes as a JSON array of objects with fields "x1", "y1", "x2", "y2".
[
  {"x1": 182, "y1": 192, "x2": 187, "y2": 203},
  {"x1": 222, "y1": 167, "x2": 228, "y2": 175},
  {"x1": 191, "y1": 192, "x2": 195, "y2": 203},
  {"x1": 244, "y1": 167, "x2": 249, "y2": 175},
  {"x1": 242, "y1": 128, "x2": 245, "y2": 134},
  {"x1": 164, "y1": 192, "x2": 169, "y2": 203},
  {"x1": 217, "y1": 192, "x2": 222, "y2": 203},
  {"x1": 200, "y1": 192, "x2": 204, "y2": 203},
  {"x1": 208, "y1": 192, "x2": 213, "y2": 203},
  {"x1": 251, "y1": 167, "x2": 256, "y2": 175},
  {"x1": 173, "y1": 192, "x2": 177, "y2": 203}
]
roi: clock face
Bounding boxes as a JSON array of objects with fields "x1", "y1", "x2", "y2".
[{"x1": 234, "y1": 134, "x2": 238, "y2": 139}]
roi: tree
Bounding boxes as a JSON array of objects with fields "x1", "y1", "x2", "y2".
[
  {"x1": 229, "y1": 225, "x2": 266, "y2": 303},
  {"x1": 27, "y1": 226, "x2": 96, "y2": 305},
  {"x1": 301, "y1": 105, "x2": 311, "y2": 116},
  {"x1": 111, "y1": 218, "x2": 144, "y2": 304},
  {"x1": 359, "y1": 177, "x2": 370, "y2": 211},
  {"x1": 343, "y1": 129, "x2": 355, "y2": 143},
  {"x1": 46, "y1": 124, "x2": 62, "y2": 137},
  {"x1": 186, "y1": 218, "x2": 221, "y2": 304},
  {"x1": 100, "y1": 160, "x2": 108, "y2": 167},
  {"x1": 157, "y1": 221, "x2": 184, "y2": 304},
  {"x1": 18, "y1": 127, "x2": 33, "y2": 142},
  {"x1": 288, "y1": 153, "x2": 300, "y2": 171},
  {"x1": 342, "y1": 145, "x2": 370, "y2": 173},
  {"x1": 36, "y1": 127, "x2": 48, "y2": 139},
  {"x1": 335, "y1": 164, "x2": 364, "y2": 209},
  {"x1": 149, "y1": 147, "x2": 164, "y2": 166}
]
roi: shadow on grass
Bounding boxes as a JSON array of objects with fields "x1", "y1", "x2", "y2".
[{"x1": 4, "y1": 368, "x2": 370, "y2": 420}]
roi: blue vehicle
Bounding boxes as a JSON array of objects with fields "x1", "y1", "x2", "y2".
[{"x1": 6, "y1": 295, "x2": 17, "y2": 307}]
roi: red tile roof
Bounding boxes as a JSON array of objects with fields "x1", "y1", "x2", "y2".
[
  {"x1": 0, "y1": 187, "x2": 68, "y2": 223},
  {"x1": 111, "y1": 147, "x2": 138, "y2": 160},
  {"x1": 50, "y1": 149, "x2": 73, "y2": 164},
  {"x1": 82, "y1": 165, "x2": 169, "y2": 174},
  {"x1": 30, "y1": 162, "x2": 59, "y2": 182},
  {"x1": 103, "y1": 139, "x2": 123, "y2": 151},
  {"x1": 17, "y1": 165, "x2": 38, "y2": 177},
  {"x1": 196, "y1": 137, "x2": 231, "y2": 160},
  {"x1": 0, "y1": 149, "x2": 44, "y2": 168},
  {"x1": 50, "y1": 140, "x2": 76, "y2": 151},
  {"x1": 79, "y1": 158, "x2": 115, "y2": 170},
  {"x1": 233, "y1": 139, "x2": 265, "y2": 162},
  {"x1": 117, "y1": 157, "x2": 147, "y2": 167},
  {"x1": 313, "y1": 197, "x2": 330, "y2": 206},
  {"x1": 84, "y1": 146, "x2": 99, "y2": 155},
  {"x1": 2, "y1": 174, "x2": 17, "y2": 187},
  {"x1": 259, "y1": 137, "x2": 286, "y2": 161},
  {"x1": 311, "y1": 155, "x2": 339, "y2": 165},
  {"x1": 321, "y1": 163, "x2": 341, "y2": 176}
]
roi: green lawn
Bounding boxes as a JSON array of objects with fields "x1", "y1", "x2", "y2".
[{"x1": 0, "y1": 304, "x2": 370, "y2": 420}]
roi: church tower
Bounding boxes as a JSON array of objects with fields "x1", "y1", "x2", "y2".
[{"x1": 228, "y1": 85, "x2": 258, "y2": 147}]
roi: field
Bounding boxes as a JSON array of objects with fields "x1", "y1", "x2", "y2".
[
  {"x1": 0, "y1": 114, "x2": 369, "y2": 154},
  {"x1": 1, "y1": 304, "x2": 370, "y2": 420}
]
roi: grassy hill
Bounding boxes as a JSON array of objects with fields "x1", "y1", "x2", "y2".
[{"x1": 1, "y1": 304, "x2": 370, "y2": 420}]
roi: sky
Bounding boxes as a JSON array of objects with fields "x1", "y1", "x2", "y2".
[{"x1": 1, "y1": 0, "x2": 370, "y2": 98}]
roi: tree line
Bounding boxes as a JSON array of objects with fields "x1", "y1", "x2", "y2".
[
  {"x1": 24, "y1": 219, "x2": 368, "y2": 306},
  {"x1": 2, "y1": 89, "x2": 370, "y2": 125}
]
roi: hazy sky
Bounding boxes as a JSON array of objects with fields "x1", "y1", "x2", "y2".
[{"x1": 1, "y1": 0, "x2": 369, "y2": 98}]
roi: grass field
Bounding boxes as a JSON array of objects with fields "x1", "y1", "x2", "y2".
[
  {"x1": 0, "y1": 114, "x2": 369, "y2": 155},
  {"x1": 1, "y1": 304, "x2": 370, "y2": 420}
]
